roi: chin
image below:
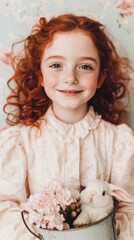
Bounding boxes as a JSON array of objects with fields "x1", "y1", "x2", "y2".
[{"x1": 58, "y1": 104, "x2": 81, "y2": 110}]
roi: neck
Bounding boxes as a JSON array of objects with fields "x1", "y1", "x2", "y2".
[{"x1": 52, "y1": 104, "x2": 88, "y2": 124}]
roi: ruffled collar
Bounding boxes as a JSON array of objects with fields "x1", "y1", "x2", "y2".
[{"x1": 44, "y1": 106, "x2": 101, "y2": 143}]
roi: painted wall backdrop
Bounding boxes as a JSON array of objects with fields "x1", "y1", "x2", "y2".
[{"x1": 0, "y1": 0, "x2": 134, "y2": 129}]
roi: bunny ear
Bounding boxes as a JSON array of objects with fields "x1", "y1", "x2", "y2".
[{"x1": 108, "y1": 183, "x2": 134, "y2": 203}]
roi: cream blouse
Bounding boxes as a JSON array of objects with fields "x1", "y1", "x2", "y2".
[{"x1": 0, "y1": 106, "x2": 134, "y2": 240}]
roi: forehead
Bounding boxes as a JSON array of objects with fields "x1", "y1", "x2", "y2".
[{"x1": 43, "y1": 30, "x2": 99, "y2": 60}]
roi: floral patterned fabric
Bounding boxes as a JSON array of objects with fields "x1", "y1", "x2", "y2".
[{"x1": 0, "y1": 106, "x2": 134, "y2": 240}]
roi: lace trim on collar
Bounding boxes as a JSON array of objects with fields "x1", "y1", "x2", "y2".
[{"x1": 44, "y1": 106, "x2": 101, "y2": 143}]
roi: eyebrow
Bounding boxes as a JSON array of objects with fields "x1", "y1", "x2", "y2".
[
  {"x1": 44, "y1": 55, "x2": 97, "y2": 64},
  {"x1": 44, "y1": 55, "x2": 65, "y2": 62},
  {"x1": 79, "y1": 57, "x2": 97, "y2": 64}
]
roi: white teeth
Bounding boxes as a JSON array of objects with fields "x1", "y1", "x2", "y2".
[
  {"x1": 58, "y1": 90, "x2": 82, "y2": 94},
  {"x1": 62, "y1": 90, "x2": 79, "y2": 93}
]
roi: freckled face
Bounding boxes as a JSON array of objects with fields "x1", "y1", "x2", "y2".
[{"x1": 41, "y1": 31, "x2": 100, "y2": 114}]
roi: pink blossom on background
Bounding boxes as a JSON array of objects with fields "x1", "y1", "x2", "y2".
[
  {"x1": 115, "y1": 0, "x2": 134, "y2": 17},
  {"x1": 0, "y1": 52, "x2": 12, "y2": 65}
]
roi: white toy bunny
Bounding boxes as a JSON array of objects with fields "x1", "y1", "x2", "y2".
[{"x1": 73, "y1": 179, "x2": 134, "y2": 226}]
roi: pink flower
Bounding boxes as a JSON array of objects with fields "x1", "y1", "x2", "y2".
[
  {"x1": 115, "y1": 0, "x2": 134, "y2": 17},
  {"x1": 21, "y1": 180, "x2": 80, "y2": 230},
  {"x1": 28, "y1": 211, "x2": 43, "y2": 228},
  {"x1": 44, "y1": 213, "x2": 65, "y2": 230},
  {"x1": 0, "y1": 52, "x2": 12, "y2": 65}
]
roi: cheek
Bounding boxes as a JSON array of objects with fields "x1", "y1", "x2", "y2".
[
  {"x1": 44, "y1": 79, "x2": 56, "y2": 89},
  {"x1": 43, "y1": 74, "x2": 57, "y2": 89},
  {"x1": 85, "y1": 80, "x2": 98, "y2": 92}
]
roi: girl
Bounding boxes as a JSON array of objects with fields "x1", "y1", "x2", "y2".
[{"x1": 0, "y1": 13, "x2": 134, "y2": 240}]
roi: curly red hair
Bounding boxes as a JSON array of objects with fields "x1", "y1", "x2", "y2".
[{"x1": 4, "y1": 13, "x2": 133, "y2": 127}]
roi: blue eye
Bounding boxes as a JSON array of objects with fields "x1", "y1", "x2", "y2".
[
  {"x1": 49, "y1": 63, "x2": 62, "y2": 68},
  {"x1": 79, "y1": 65, "x2": 94, "y2": 70}
]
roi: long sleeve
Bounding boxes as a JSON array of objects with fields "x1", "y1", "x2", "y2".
[
  {"x1": 111, "y1": 124, "x2": 134, "y2": 240},
  {"x1": 0, "y1": 106, "x2": 133, "y2": 239},
  {"x1": 0, "y1": 126, "x2": 36, "y2": 240}
]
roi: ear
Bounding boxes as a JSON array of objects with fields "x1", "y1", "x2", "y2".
[
  {"x1": 108, "y1": 183, "x2": 134, "y2": 203},
  {"x1": 97, "y1": 69, "x2": 107, "y2": 88}
]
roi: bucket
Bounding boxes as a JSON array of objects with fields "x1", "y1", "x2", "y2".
[{"x1": 21, "y1": 200, "x2": 118, "y2": 240}]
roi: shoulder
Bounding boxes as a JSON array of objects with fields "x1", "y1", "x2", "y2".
[
  {"x1": 98, "y1": 119, "x2": 134, "y2": 155},
  {"x1": 0, "y1": 124, "x2": 42, "y2": 152},
  {"x1": 0, "y1": 126, "x2": 29, "y2": 172},
  {"x1": 95, "y1": 117, "x2": 134, "y2": 149},
  {"x1": 114, "y1": 123, "x2": 134, "y2": 151},
  {"x1": 0, "y1": 125, "x2": 22, "y2": 144},
  {"x1": 86, "y1": 107, "x2": 134, "y2": 144},
  {"x1": 114, "y1": 123, "x2": 134, "y2": 142},
  {"x1": 0, "y1": 125, "x2": 27, "y2": 155},
  {"x1": 98, "y1": 117, "x2": 134, "y2": 137}
]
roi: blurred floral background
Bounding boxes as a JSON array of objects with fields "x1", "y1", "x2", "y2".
[{"x1": 0, "y1": 0, "x2": 134, "y2": 129}]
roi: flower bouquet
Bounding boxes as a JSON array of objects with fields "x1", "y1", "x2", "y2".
[{"x1": 21, "y1": 180, "x2": 81, "y2": 239}]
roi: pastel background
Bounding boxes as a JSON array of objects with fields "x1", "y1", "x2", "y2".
[{"x1": 0, "y1": 0, "x2": 134, "y2": 129}]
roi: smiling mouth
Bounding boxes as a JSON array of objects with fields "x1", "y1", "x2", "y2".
[{"x1": 58, "y1": 90, "x2": 83, "y2": 94}]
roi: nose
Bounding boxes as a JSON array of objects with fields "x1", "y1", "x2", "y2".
[
  {"x1": 64, "y1": 69, "x2": 78, "y2": 85},
  {"x1": 89, "y1": 193, "x2": 96, "y2": 202}
]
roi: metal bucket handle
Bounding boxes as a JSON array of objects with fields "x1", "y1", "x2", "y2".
[{"x1": 21, "y1": 210, "x2": 44, "y2": 240}]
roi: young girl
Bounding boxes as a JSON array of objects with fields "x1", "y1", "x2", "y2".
[{"x1": 0, "y1": 13, "x2": 134, "y2": 240}]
